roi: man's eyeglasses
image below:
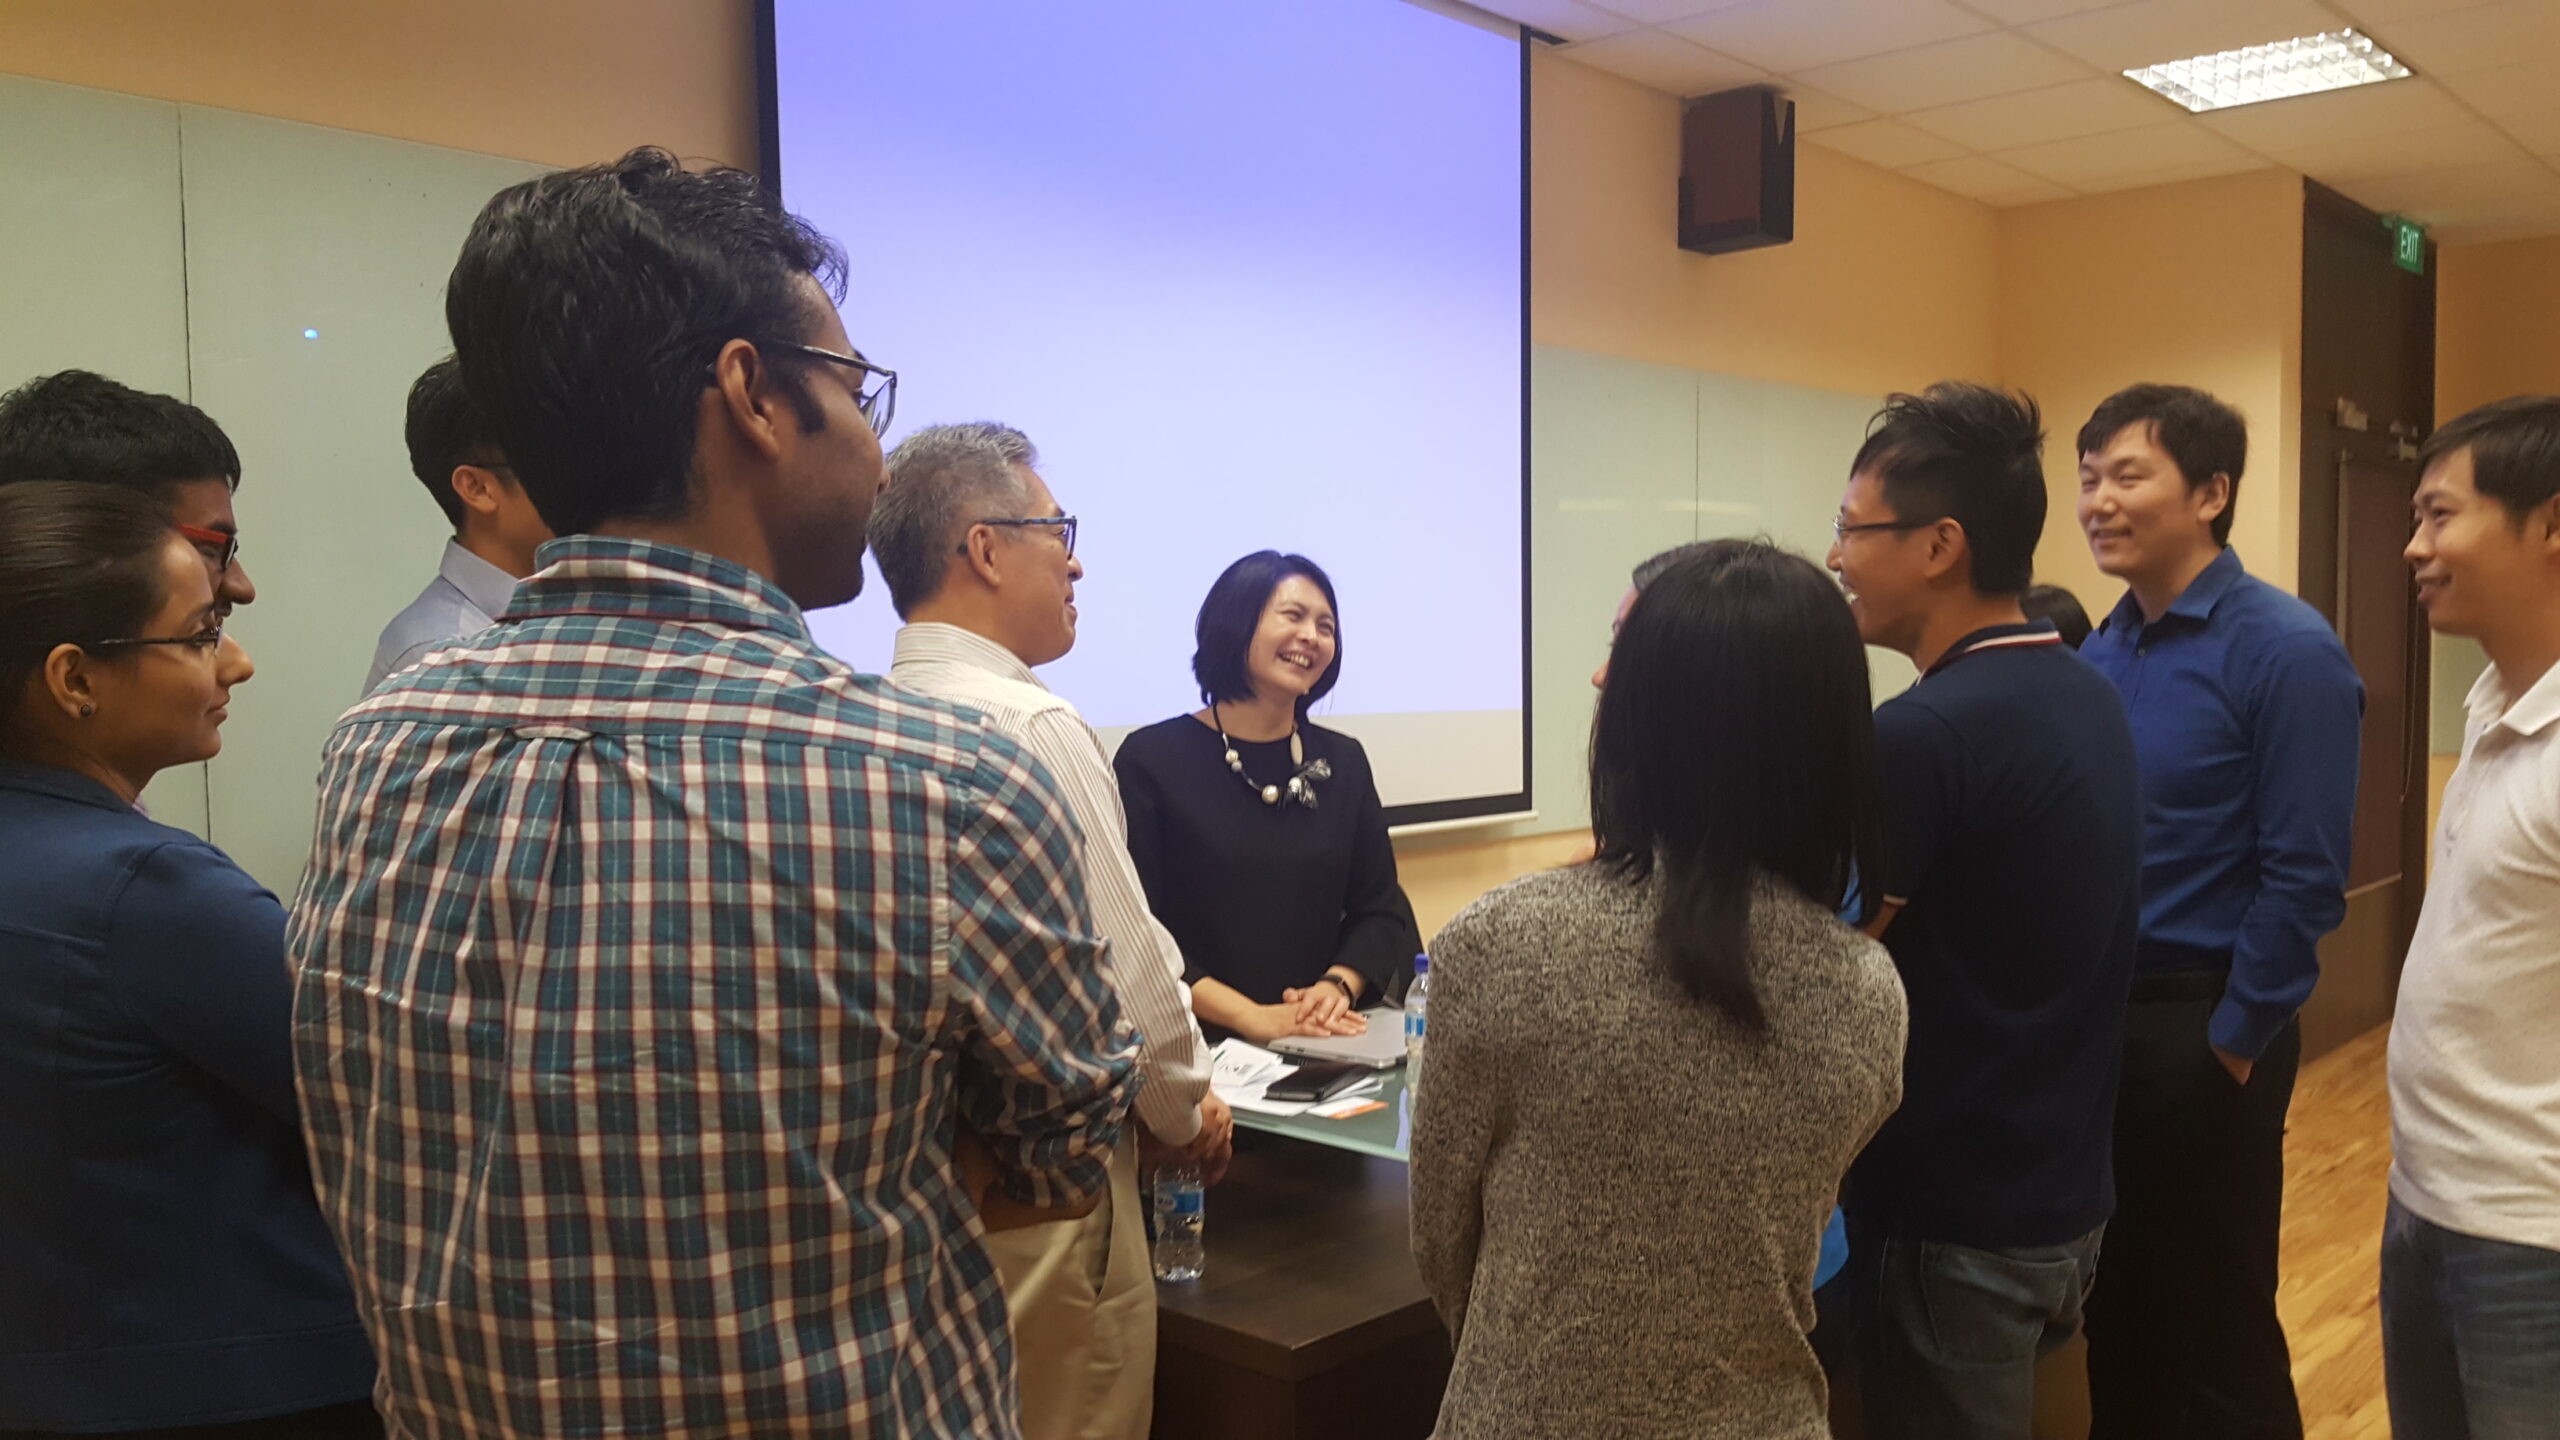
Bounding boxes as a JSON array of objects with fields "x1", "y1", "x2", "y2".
[
  {"x1": 178, "y1": 522, "x2": 240, "y2": 574},
  {"x1": 92, "y1": 622, "x2": 226, "y2": 655},
  {"x1": 1832, "y1": 517, "x2": 1935, "y2": 540},
  {"x1": 976, "y1": 515, "x2": 1078, "y2": 559},
  {"x1": 765, "y1": 340, "x2": 898, "y2": 436}
]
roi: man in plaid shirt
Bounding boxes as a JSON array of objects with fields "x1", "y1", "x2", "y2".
[{"x1": 287, "y1": 149, "x2": 1139, "y2": 1439}]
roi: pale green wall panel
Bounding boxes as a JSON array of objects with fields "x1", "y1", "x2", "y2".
[
  {"x1": 0, "y1": 75, "x2": 212, "y2": 836},
  {"x1": 177, "y1": 105, "x2": 541, "y2": 891}
]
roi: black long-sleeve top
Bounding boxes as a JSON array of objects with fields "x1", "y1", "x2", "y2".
[{"x1": 1113, "y1": 715, "x2": 1422, "y2": 1007}]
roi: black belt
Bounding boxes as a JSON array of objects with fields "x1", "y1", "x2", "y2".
[{"x1": 2130, "y1": 941, "x2": 2232, "y2": 1002}]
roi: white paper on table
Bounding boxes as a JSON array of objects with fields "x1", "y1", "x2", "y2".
[{"x1": 1211, "y1": 1039, "x2": 1382, "y2": 1118}]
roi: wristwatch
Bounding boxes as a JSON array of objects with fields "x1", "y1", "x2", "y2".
[{"x1": 1317, "y1": 972, "x2": 1358, "y2": 1001}]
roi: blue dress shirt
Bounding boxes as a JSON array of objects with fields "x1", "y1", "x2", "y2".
[
  {"x1": 2081, "y1": 548, "x2": 2364, "y2": 1060},
  {"x1": 364, "y1": 537, "x2": 520, "y2": 692},
  {"x1": 0, "y1": 761, "x2": 373, "y2": 1430}
]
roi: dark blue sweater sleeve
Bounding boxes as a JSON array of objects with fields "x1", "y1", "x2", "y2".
[
  {"x1": 105, "y1": 839, "x2": 301, "y2": 1122},
  {"x1": 2214, "y1": 628, "x2": 2364, "y2": 1059}
]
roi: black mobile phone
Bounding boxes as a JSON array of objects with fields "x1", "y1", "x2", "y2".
[{"x1": 1264, "y1": 1061, "x2": 1369, "y2": 1104}]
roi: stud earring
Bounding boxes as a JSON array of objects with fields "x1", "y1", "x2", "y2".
[{"x1": 78, "y1": 703, "x2": 95, "y2": 718}]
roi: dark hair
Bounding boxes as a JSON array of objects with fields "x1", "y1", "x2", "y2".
[
  {"x1": 0, "y1": 483, "x2": 178, "y2": 750},
  {"x1": 1631, "y1": 540, "x2": 1719, "y2": 593},
  {"x1": 2418, "y1": 395, "x2": 2560, "y2": 524},
  {"x1": 2075, "y1": 383, "x2": 2247, "y2": 546},
  {"x1": 1852, "y1": 382, "x2": 2047, "y2": 595},
  {"x1": 445, "y1": 147, "x2": 848, "y2": 536},
  {"x1": 2019, "y1": 584, "x2": 2093, "y2": 649},
  {"x1": 1191, "y1": 551, "x2": 1342, "y2": 720},
  {"x1": 0, "y1": 371, "x2": 242, "y2": 495},
  {"x1": 1589, "y1": 539, "x2": 1883, "y2": 1030},
  {"x1": 404, "y1": 356, "x2": 503, "y2": 531}
]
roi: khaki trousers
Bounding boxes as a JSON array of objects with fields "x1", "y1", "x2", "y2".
[{"x1": 982, "y1": 1136, "x2": 1157, "y2": 1440}]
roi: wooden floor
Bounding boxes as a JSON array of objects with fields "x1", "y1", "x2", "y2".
[{"x1": 2283, "y1": 1023, "x2": 2395, "y2": 1440}]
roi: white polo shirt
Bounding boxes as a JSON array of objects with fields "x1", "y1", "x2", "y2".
[{"x1": 2389, "y1": 654, "x2": 2560, "y2": 1252}]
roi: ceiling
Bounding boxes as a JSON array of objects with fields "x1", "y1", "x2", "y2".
[{"x1": 1468, "y1": 0, "x2": 2560, "y2": 243}]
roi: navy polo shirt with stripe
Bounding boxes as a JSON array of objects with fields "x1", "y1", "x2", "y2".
[{"x1": 1842, "y1": 621, "x2": 2146, "y2": 1249}]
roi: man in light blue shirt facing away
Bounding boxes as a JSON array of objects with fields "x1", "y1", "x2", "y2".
[{"x1": 364, "y1": 356, "x2": 552, "y2": 691}]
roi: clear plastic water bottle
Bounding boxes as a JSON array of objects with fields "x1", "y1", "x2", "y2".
[
  {"x1": 1403, "y1": 952, "x2": 1430, "y2": 1095},
  {"x1": 1151, "y1": 1163, "x2": 1205, "y2": 1282}
]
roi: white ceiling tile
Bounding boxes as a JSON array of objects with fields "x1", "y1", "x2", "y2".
[
  {"x1": 2327, "y1": 0, "x2": 2514, "y2": 25},
  {"x1": 1996, "y1": 118, "x2": 2265, "y2": 185},
  {"x1": 1555, "y1": 29, "x2": 1771, "y2": 96},
  {"x1": 2195, "y1": 76, "x2": 2467, "y2": 149},
  {"x1": 1782, "y1": 86, "x2": 1878, "y2": 131},
  {"x1": 1462, "y1": 0, "x2": 1645, "y2": 43},
  {"x1": 2336, "y1": 157, "x2": 2560, "y2": 217},
  {"x1": 1797, "y1": 30, "x2": 2094, "y2": 113},
  {"x1": 1807, "y1": 118, "x2": 1972, "y2": 167},
  {"x1": 1574, "y1": 0, "x2": 1751, "y2": 23},
  {"x1": 1899, "y1": 154, "x2": 2079, "y2": 204},
  {"x1": 1661, "y1": 0, "x2": 1990, "y2": 75},
  {"x1": 2027, "y1": 0, "x2": 2350, "y2": 72},
  {"x1": 1902, "y1": 76, "x2": 2180, "y2": 149},
  {"x1": 2379, "y1": 1, "x2": 2560, "y2": 77},
  {"x1": 2492, "y1": 104, "x2": 2560, "y2": 155},
  {"x1": 2247, "y1": 118, "x2": 2535, "y2": 181},
  {"x1": 1961, "y1": 0, "x2": 2142, "y2": 22},
  {"x1": 2440, "y1": 57, "x2": 2560, "y2": 117}
]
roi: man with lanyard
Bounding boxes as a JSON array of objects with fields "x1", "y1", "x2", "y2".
[
  {"x1": 2076, "y1": 383, "x2": 2362, "y2": 1440},
  {"x1": 1825, "y1": 382, "x2": 2143, "y2": 1439}
]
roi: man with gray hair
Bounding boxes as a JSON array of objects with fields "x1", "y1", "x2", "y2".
[{"x1": 877, "y1": 422, "x2": 1230, "y2": 1440}]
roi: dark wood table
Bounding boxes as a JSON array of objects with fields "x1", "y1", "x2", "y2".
[{"x1": 1150, "y1": 1130, "x2": 1452, "y2": 1440}]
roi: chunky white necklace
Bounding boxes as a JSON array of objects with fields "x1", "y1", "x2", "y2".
[{"x1": 1214, "y1": 704, "x2": 1332, "y2": 808}]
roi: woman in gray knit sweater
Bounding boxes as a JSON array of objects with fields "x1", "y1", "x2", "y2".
[{"x1": 1411, "y1": 540, "x2": 1907, "y2": 1439}]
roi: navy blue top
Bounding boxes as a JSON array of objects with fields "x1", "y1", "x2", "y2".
[
  {"x1": 0, "y1": 761, "x2": 373, "y2": 1430},
  {"x1": 1842, "y1": 623, "x2": 2144, "y2": 1249},
  {"x1": 2080, "y1": 549, "x2": 2365, "y2": 1059}
]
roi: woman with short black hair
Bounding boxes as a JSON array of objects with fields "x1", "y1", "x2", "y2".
[
  {"x1": 1114, "y1": 550, "x2": 1422, "y2": 1044},
  {"x1": 0, "y1": 483, "x2": 376, "y2": 1439},
  {"x1": 1410, "y1": 539, "x2": 1908, "y2": 1440}
]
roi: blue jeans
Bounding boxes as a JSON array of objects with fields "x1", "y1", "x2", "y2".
[
  {"x1": 2381, "y1": 1195, "x2": 2560, "y2": 1440},
  {"x1": 1840, "y1": 1219, "x2": 2104, "y2": 1440}
]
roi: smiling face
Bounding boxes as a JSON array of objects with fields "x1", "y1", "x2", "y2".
[
  {"x1": 1826, "y1": 466, "x2": 1938, "y2": 655},
  {"x1": 2407, "y1": 445, "x2": 2560, "y2": 643},
  {"x1": 59, "y1": 535, "x2": 257, "y2": 783},
  {"x1": 2077, "y1": 420, "x2": 2227, "y2": 589},
  {"x1": 1246, "y1": 574, "x2": 1337, "y2": 704}
]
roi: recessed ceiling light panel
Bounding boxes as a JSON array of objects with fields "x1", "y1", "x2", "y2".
[{"x1": 2125, "y1": 29, "x2": 2413, "y2": 114}]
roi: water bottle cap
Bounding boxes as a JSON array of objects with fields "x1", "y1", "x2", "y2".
[{"x1": 1414, "y1": 952, "x2": 1429, "y2": 974}]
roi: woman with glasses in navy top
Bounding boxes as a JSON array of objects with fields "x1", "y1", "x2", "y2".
[{"x1": 0, "y1": 484, "x2": 375, "y2": 1439}]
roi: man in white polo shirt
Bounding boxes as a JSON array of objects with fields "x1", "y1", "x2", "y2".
[
  {"x1": 872, "y1": 421, "x2": 1232, "y2": 1440},
  {"x1": 2386, "y1": 393, "x2": 2560, "y2": 1440}
]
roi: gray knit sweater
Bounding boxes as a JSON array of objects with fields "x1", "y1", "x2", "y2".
[{"x1": 1410, "y1": 864, "x2": 1906, "y2": 1440}]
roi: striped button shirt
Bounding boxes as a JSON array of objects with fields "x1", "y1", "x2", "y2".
[
  {"x1": 287, "y1": 537, "x2": 1140, "y2": 1440},
  {"x1": 889, "y1": 622, "x2": 1212, "y2": 1144}
]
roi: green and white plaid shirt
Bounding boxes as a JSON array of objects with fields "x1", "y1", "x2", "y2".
[{"x1": 289, "y1": 536, "x2": 1138, "y2": 1439}]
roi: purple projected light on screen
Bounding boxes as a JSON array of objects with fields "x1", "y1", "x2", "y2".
[{"x1": 773, "y1": 0, "x2": 1523, "y2": 739}]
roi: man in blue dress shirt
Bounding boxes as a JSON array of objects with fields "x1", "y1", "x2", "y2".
[
  {"x1": 2074, "y1": 384, "x2": 2364, "y2": 1440},
  {"x1": 362, "y1": 355, "x2": 551, "y2": 691}
]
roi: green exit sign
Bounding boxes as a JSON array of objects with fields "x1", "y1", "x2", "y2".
[{"x1": 2386, "y1": 214, "x2": 2427, "y2": 274}]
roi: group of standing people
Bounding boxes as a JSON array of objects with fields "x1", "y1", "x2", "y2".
[
  {"x1": 2, "y1": 145, "x2": 2555, "y2": 1440},
  {"x1": 1411, "y1": 376, "x2": 2560, "y2": 1440},
  {"x1": 1, "y1": 148, "x2": 1420, "y2": 1440}
]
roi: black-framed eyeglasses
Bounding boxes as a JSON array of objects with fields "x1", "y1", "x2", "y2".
[
  {"x1": 974, "y1": 515, "x2": 1078, "y2": 559},
  {"x1": 91, "y1": 623, "x2": 226, "y2": 655},
  {"x1": 1833, "y1": 517, "x2": 1935, "y2": 540},
  {"x1": 765, "y1": 340, "x2": 898, "y2": 436}
]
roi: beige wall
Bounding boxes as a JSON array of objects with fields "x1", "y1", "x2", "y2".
[
  {"x1": 1532, "y1": 51, "x2": 2001, "y2": 396},
  {"x1": 0, "y1": 0, "x2": 757, "y2": 169},
  {"x1": 1997, "y1": 170, "x2": 2307, "y2": 615},
  {"x1": 2438, "y1": 235, "x2": 2560, "y2": 419}
]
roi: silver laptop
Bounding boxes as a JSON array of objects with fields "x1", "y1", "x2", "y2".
[{"x1": 1267, "y1": 1006, "x2": 1409, "y2": 1070}]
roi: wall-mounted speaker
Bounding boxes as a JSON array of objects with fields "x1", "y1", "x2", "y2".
[{"x1": 1680, "y1": 87, "x2": 1795, "y2": 255}]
